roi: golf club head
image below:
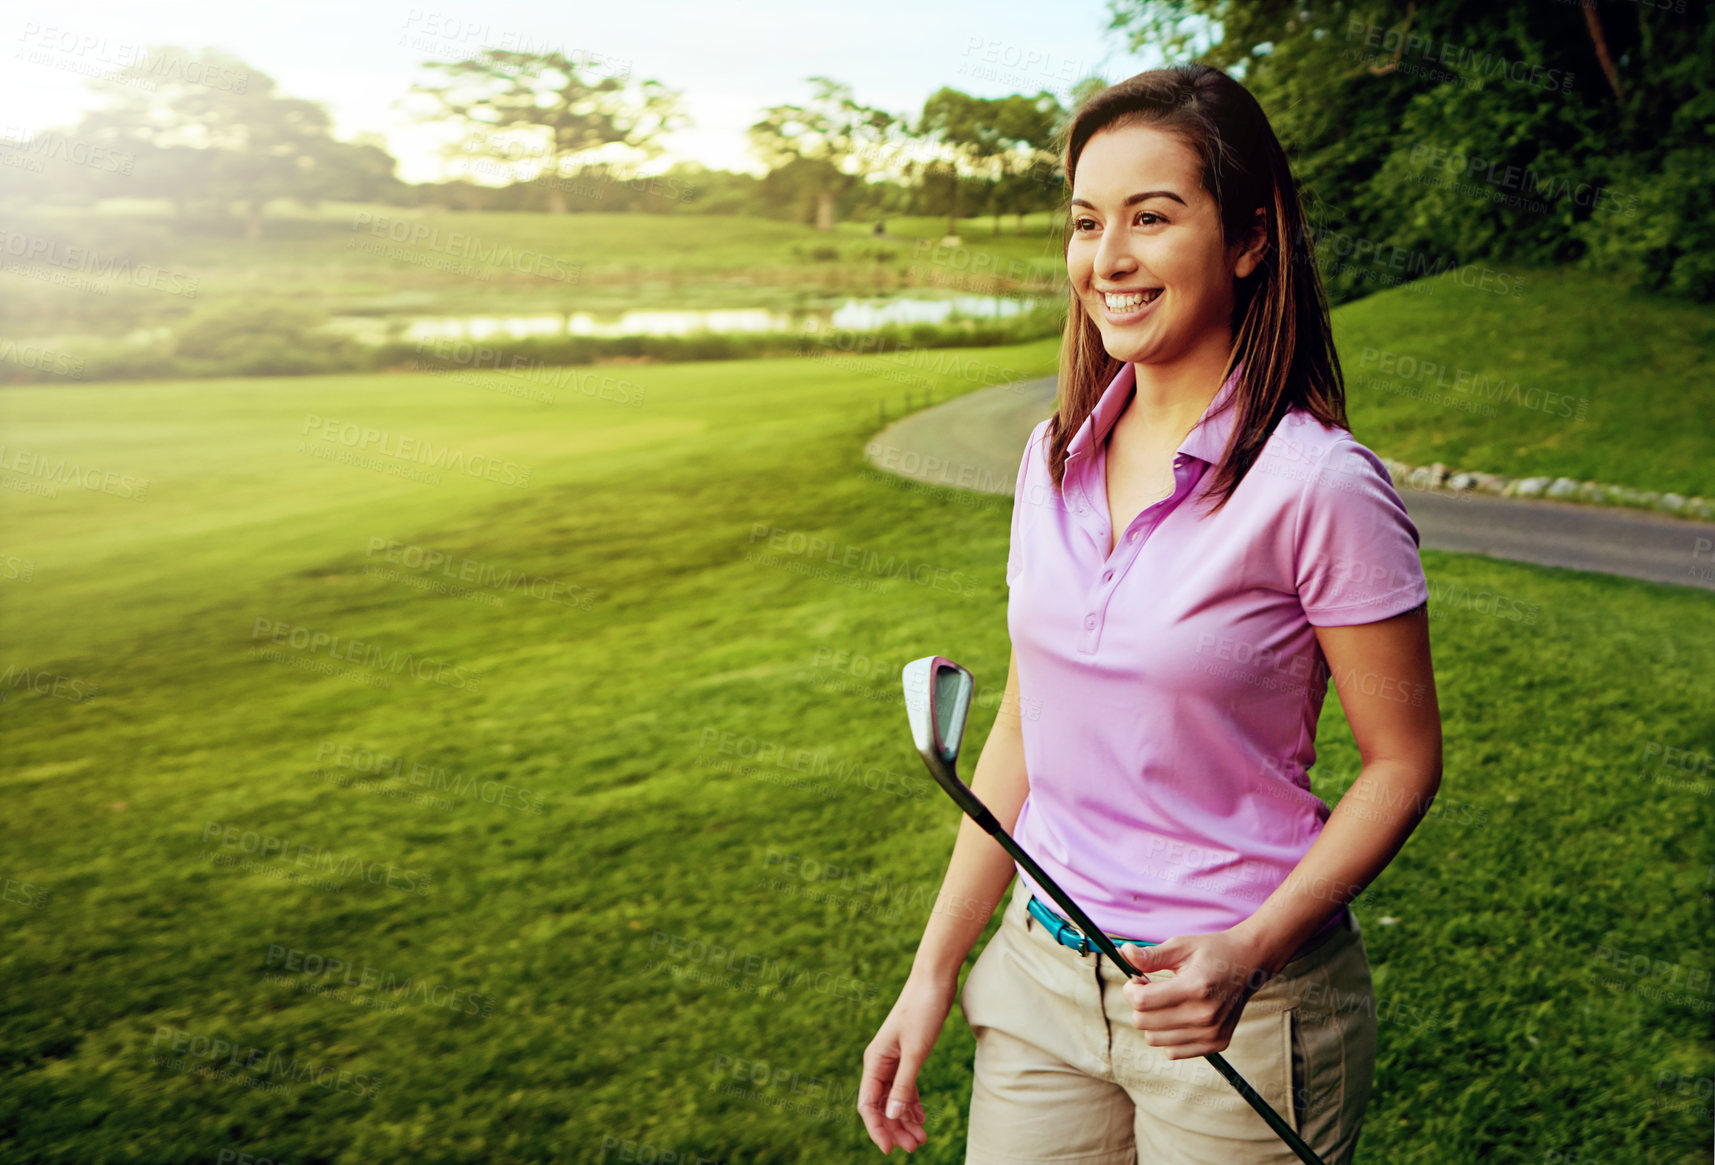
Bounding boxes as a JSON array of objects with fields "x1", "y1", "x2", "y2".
[{"x1": 901, "y1": 656, "x2": 975, "y2": 786}]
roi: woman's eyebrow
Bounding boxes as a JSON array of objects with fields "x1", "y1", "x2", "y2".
[{"x1": 1070, "y1": 190, "x2": 1188, "y2": 209}]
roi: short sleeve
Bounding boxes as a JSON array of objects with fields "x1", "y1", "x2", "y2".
[
  {"x1": 1292, "y1": 437, "x2": 1429, "y2": 626},
  {"x1": 1007, "y1": 420, "x2": 1047, "y2": 587}
]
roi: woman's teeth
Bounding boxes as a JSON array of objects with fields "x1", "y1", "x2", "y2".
[{"x1": 1103, "y1": 289, "x2": 1161, "y2": 311}]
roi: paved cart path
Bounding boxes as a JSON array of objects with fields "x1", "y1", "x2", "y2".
[{"x1": 865, "y1": 375, "x2": 1715, "y2": 590}]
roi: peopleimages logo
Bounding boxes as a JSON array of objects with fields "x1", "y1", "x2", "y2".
[
  {"x1": 0, "y1": 229, "x2": 200, "y2": 296},
  {"x1": 746, "y1": 523, "x2": 973, "y2": 596},
  {"x1": 1343, "y1": 19, "x2": 1575, "y2": 93},
  {"x1": 1356, "y1": 348, "x2": 1589, "y2": 420},
  {"x1": 363, "y1": 537, "x2": 594, "y2": 609},
  {"x1": 0, "y1": 664, "x2": 99, "y2": 703},
  {"x1": 149, "y1": 1026, "x2": 380, "y2": 1098},
  {"x1": 0, "y1": 340, "x2": 86, "y2": 379},
  {"x1": 250, "y1": 618, "x2": 481, "y2": 691},
  {"x1": 14, "y1": 27, "x2": 250, "y2": 92},
  {"x1": 299, "y1": 414, "x2": 531, "y2": 488},
  {"x1": 200, "y1": 822, "x2": 432, "y2": 896},
  {"x1": 0, "y1": 444, "x2": 147, "y2": 498},
  {"x1": 348, "y1": 212, "x2": 580, "y2": 282},
  {"x1": 410, "y1": 339, "x2": 645, "y2": 406},
  {"x1": 263, "y1": 943, "x2": 497, "y2": 1017},
  {"x1": 0, "y1": 126, "x2": 136, "y2": 173},
  {"x1": 314, "y1": 739, "x2": 546, "y2": 815},
  {"x1": 1407, "y1": 144, "x2": 1639, "y2": 218}
]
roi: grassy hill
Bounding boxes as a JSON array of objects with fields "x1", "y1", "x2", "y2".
[{"x1": 1333, "y1": 264, "x2": 1715, "y2": 500}]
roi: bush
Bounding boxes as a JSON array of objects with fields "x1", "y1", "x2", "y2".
[
  {"x1": 1574, "y1": 141, "x2": 1715, "y2": 301},
  {"x1": 174, "y1": 300, "x2": 338, "y2": 361}
]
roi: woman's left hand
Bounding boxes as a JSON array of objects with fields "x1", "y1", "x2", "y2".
[{"x1": 1117, "y1": 930, "x2": 1274, "y2": 1059}]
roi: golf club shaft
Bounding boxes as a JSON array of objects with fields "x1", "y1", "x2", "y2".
[{"x1": 951, "y1": 778, "x2": 1329, "y2": 1165}]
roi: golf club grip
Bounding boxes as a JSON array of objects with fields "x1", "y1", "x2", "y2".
[{"x1": 963, "y1": 798, "x2": 1329, "y2": 1165}]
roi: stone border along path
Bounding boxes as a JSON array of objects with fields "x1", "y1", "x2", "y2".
[{"x1": 862, "y1": 375, "x2": 1715, "y2": 591}]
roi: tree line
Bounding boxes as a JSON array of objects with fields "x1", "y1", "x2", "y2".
[
  {"x1": 4, "y1": 1, "x2": 1709, "y2": 302},
  {"x1": 0, "y1": 43, "x2": 1086, "y2": 240}
]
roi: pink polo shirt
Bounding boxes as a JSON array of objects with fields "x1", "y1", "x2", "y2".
[{"x1": 1006, "y1": 360, "x2": 1429, "y2": 945}]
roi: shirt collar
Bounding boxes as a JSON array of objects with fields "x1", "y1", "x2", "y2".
[{"x1": 1067, "y1": 360, "x2": 1243, "y2": 470}]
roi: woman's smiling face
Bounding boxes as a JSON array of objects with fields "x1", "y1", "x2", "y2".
[{"x1": 1066, "y1": 120, "x2": 1265, "y2": 366}]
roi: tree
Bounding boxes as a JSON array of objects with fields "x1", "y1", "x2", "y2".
[
  {"x1": 1107, "y1": 0, "x2": 1715, "y2": 300},
  {"x1": 989, "y1": 91, "x2": 1068, "y2": 234},
  {"x1": 748, "y1": 78, "x2": 901, "y2": 231},
  {"x1": 916, "y1": 89, "x2": 1004, "y2": 238},
  {"x1": 409, "y1": 50, "x2": 685, "y2": 214},
  {"x1": 69, "y1": 45, "x2": 399, "y2": 237}
]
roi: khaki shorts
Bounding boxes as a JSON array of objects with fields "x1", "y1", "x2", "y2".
[{"x1": 957, "y1": 884, "x2": 1378, "y2": 1164}]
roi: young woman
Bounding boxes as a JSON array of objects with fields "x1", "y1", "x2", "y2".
[{"x1": 858, "y1": 64, "x2": 1442, "y2": 1163}]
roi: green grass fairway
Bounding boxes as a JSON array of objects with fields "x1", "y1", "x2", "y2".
[{"x1": 1, "y1": 343, "x2": 1711, "y2": 1163}]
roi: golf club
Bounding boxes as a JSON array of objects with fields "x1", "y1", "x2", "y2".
[{"x1": 901, "y1": 654, "x2": 1329, "y2": 1165}]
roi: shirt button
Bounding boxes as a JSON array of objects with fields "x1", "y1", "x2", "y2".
[
  {"x1": 1127, "y1": 531, "x2": 1139, "y2": 543},
  {"x1": 1101, "y1": 570, "x2": 1113, "y2": 582},
  {"x1": 1083, "y1": 615, "x2": 1096, "y2": 629}
]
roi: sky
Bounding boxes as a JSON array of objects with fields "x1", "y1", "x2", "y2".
[{"x1": 2, "y1": 0, "x2": 1173, "y2": 184}]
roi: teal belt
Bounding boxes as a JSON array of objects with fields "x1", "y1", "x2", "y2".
[{"x1": 1027, "y1": 895, "x2": 1159, "y2": 956}]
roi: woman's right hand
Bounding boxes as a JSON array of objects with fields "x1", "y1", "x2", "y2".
[{"x1": 858, "y1": 968, "x2": 956, "y2": 1154}]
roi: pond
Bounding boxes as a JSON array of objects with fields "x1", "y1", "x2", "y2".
[{"x1": 328, "y1": 293, "x2": 1061, "y2": 344}]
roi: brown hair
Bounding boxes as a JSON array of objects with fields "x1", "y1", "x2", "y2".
[{"x1": 1047, "y1": 63, "x2": 1346, "y2": 516}]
